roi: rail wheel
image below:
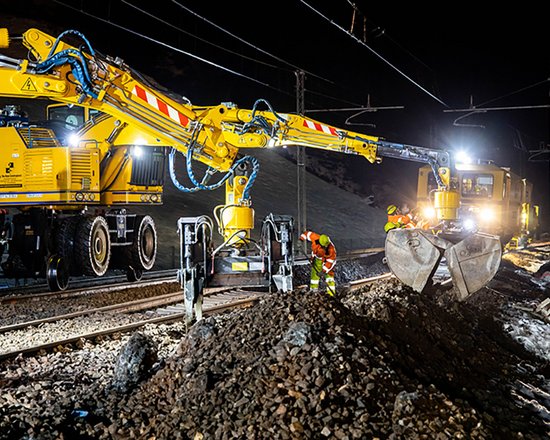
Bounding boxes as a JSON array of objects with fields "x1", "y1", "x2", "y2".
[
  {"x1": 75, "y1": 216, "x2": 111, "y2": 276},
  {"x1": 125, "y1": 215, "x2": 157, "y2": 278},
  {"x1": 46, "y1": 254, "x2": 69, "y2": 291}
]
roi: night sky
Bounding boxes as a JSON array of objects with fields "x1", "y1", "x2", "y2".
[{"x1": 3, "y1": 0, "x2": 549, "y2": 225}]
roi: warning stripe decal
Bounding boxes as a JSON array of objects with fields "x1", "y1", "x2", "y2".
[
  {"x1": 132, "y1": 85, "x2": 189, "y2": 127},
  {"x1": 303, "y1": 119, "x2": 338, "y2": 136}
]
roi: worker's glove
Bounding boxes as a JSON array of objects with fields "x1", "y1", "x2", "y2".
[{"x1": 322, "y1": 266, "x2": 330, "y2": 274}]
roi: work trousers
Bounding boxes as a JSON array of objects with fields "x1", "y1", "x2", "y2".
[{"x1": 310, "y1": 257, "x2": 336, "y2": 295}]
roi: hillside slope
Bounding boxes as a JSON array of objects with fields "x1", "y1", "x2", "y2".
[{"x1": 134, "y1": 150, "x2": 387, "y2": 269}]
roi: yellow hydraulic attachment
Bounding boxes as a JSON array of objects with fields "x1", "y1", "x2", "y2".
[{"x1": 0, "y1": 27, "x2": 501, "y2": 303}]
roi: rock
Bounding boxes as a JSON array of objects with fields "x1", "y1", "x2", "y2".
[{"x1": 111, "y1": 332, "x2": 158, "y2": 393}]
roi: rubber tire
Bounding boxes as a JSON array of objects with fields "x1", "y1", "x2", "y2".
[
  {"x1": 55, "y1": 216, "x2": 80, "y2": 274},
  {"x1": 46, "y1": 254, "x2": 70, "y2": 291},
  {"x1": 75, "y1": 216, "x2": 111, "y2": 277},
  {"x1": 125, "y1": 215, "x2": 157, "y2": 272}
]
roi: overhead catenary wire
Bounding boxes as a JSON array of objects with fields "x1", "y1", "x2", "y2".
[
  {"x1": 344, "y1": 0, "x2": 437, "y2": 74},
  {"x1": 298, "y1": 0, "x2": 449, "y2": 108},
  {"x1": 121, "y1": 2, "x2": 384, "y2": 112},
  {"x1": 54, "y1": 0, "x2": 282, "y2": 91},
  {"x1": 55, "y1": 0, "x2": 386, "y2": 112},
  {"x1": 120, "y1": 0, "x2": 280, "y2": 70},
  {"x1": 164, "y1": 0, "x2": 393, "y2": 111},
  {"x1": 444, "y1": 78, "x2": 550, "y2": 112},
  {"x1": 168, "y1": 0, "x2": 336, "y2": 85}
]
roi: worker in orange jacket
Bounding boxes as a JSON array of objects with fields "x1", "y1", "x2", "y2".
[
  {"x1": 299, "y1": 230, "x2": 336, "y2": 296},
  {"x1": 384, "y1": 204, "x2": 415, "y2": 233}
]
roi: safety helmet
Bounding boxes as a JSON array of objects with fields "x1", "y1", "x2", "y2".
[
  {"x1": 319, "y1": 234, "x2": 330, "y2": 247},
  {"x1": 387, "y1": 204, "x2": 397, "y2": 215}
]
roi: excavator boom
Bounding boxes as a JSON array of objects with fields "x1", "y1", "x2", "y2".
[{"x1": 0, "y1": 27, "x2": 502, "y2": 304}]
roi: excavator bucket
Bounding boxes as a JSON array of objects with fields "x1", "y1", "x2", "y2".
[
  {"x1": 385, "y1": 229, "x2": 451, "y2": 292},
  {"x1": 444, "y1": 232, "x2": 502, "y2": 300},
  {"x1": 385, "y1": 229, "x2": 502, "y2": 299}
]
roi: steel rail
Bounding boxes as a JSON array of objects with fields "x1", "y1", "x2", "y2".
[{"x1": 0, "y1": 291, "x2": 264, "y2": 362}]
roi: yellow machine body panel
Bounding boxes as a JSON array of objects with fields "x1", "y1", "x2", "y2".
[
  {"x1": 417, "y1": 162, "x2": 539, "y2": 242},
  {"x1": 0, "y1": 126, "x2": 100, "y2": 206}
]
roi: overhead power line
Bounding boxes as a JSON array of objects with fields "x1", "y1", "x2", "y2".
[
  {"x1": 55, "y1": 1, "x2": 387, "y2": 111},
  {"x1": 120, "y1": 0, "x2": 280, "y2": 70},
  {"x1": 54, "y1": 1, "x2": 286, "y2": 92},
  {"x1": 298, "y1": 0, "x2": 449, "y2": 107},
  {"x1": 344, "y1": 0, "x2": 436, "y2": 74},
  {"x1": 469, "y1": 78, "x2": 550, "y2": 109},
  {"x1": 168, "y1": 0, "x2": 335, "y2": 85}
]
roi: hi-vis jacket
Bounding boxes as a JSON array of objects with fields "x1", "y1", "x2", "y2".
[
  {"x1": 300, "y1": 231, "x2": 337, "y2": 274},
  {"x1": 387, "y1": 212, "x2": 414, "y2": 228}
]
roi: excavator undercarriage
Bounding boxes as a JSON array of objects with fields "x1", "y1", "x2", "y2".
[{"x1": 0, "y1": 208, "x2": 157, "y2": 291}]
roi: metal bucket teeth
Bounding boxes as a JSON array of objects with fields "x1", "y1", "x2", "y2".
[
  {"x1": 385, "y1": 229, "x2": 451, "y2": 292},
  {"x1": 445, "y1": 233, "x2": 502, "y2": 300}
]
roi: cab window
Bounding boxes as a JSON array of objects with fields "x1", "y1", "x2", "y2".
[
  {"x1": 47, "y1": 106, "x2": 86, "y2": 130},
  {"x1": 461, "y1": 174, "x2": 493, "y2": 198}
]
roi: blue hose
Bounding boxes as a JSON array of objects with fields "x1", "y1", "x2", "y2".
[
  {"x1": 169, "y1": 145, "x2": 259, "y2": 200},
  {"x1": 34, "y1": 30, "x2": 98, "y2": 99}
]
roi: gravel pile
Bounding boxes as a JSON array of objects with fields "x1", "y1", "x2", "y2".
[
  {"x1": 0, "y1": 322, "x2": 186, "y2": 439},
  {"x1": 0, "y1": 256, "x2": 548, "y2": 439}
]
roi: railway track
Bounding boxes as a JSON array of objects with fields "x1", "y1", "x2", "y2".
[
  {"x1": 0, "y1": 269, "x2": 179, "y2": 300},
  {"x1": 0, "y1": 267, "x2": 395, "y2": 362},
  {"x1": 0, "y1": 287, "x2": 266, "y2": 362},
  {"x1": 0, "y1": 247, "x2": 386, "y2": 299}
]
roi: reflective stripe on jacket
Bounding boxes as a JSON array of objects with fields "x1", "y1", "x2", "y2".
[
  {"x1": 387, "y1": 213, "x2": 413, "y2": 226},
  {"x1": 300, "y1": 230, "x2": 337, "y2": 273}
]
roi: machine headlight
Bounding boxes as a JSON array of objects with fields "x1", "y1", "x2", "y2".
[
  {"x1": 132, "y1": 146, "x2": 144, "y2": 158},
  {"x1": 479, "y1": 207, "x2": 495, "y2": 222},
  {"x1": 463, "y1": 218, "x2": 476, "y2": 231},
  {"x1": 455, "y1": 150, "x2": 473, "y2": 164},
  {"x1": 68, "y1": 134, "x2": 80, "y2": 147},
  {"x1": 422, "y1": 206, "x2": 437, "y2": 219}
]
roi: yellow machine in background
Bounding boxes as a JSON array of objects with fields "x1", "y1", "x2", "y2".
[
  {"x1": 417, "y1": 161, "x2": 540, "y2": 249},
  {"x1": 0, "y1": 27, "x2": 503, "y2": 316}
]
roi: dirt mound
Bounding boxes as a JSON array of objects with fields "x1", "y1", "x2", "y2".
[{"x1": 64, "y1": 285, "x2": 548, "y2": 439}]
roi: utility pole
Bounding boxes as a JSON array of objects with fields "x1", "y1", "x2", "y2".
[{"x1": 295, "y1": 70, "x2": 306, "y2": 251}]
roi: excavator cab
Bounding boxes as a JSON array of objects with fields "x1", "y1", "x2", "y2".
[{"x1": 45, "y1": 104, "x2": 102, "y2": 143}]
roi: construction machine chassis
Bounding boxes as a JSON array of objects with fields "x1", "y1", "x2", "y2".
[{"x1": 0, "y1": 208, "x2": 157, "y2": 290}]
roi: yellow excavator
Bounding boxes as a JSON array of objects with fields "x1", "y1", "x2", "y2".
[{"x1": 0, "y1": 28, "x2": 501, "y2": 316}]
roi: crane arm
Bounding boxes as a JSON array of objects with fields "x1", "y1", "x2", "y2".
[
  {"x1": 0, "y1": 27, "x2": 451, "y2": 186},
  {"x1": 0, "y1": 27, "x2": 501, "y2": 301}
]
